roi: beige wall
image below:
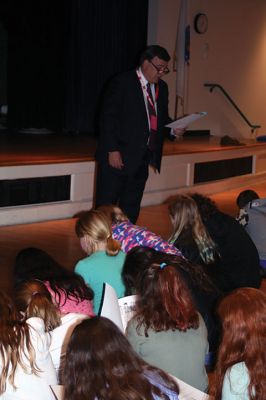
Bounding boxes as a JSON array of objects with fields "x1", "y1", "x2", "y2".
[{"x1": 148, "y1": 0, "x2": 266, "y2": 138}]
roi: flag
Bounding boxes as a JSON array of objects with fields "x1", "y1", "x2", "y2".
[{"x1": 175, "y1": 0, "x2": 190, "y2": 116}]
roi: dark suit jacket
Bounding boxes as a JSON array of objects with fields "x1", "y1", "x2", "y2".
[{"x1": 96, "y1": 69, "x2": 171, "y2": 175}]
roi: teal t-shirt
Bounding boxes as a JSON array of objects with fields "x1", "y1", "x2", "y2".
[{"x1": 75, "y1": 250, "x2": 126, "y2": 313}]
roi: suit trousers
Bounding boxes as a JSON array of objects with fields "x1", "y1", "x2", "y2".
[{"x1": 95, "y1": 151, "x2": 151, "y2": 223}]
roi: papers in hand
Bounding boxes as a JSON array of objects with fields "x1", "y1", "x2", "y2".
[
  {"x1": 165, "y1": 112, "x2": 207, "y2": 129},
  {"x1": 99, "y1": 283, "x2": 137, "y2": 332}
]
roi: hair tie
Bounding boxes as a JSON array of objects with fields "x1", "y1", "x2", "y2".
[
  {"x1": 32, "y1": 291, "x2": 39, "y2": 296},
  {"x1": 160, "y1": 262, "x2": 167, "y2": 269}
]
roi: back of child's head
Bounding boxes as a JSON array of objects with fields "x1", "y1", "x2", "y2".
[
  {"x1": 191, "y1": 193, "x2": 218, "y2": 221},
  {"x1": 236, "y1": 189, "x2": 259, "y2": 209},
  {"x1": 135, "y1": 252, "x2": 199, "y2": 333},
  {"x1": 63, "y1": 316, "x2": 140, "y2": 400},
  {"x1": 215, "y1": 287, "x2": 266, "y2": 400},
  {"x1": 75, "y1": 209, "x2": 121, "y2": 256},
  {"x1": 96, "y1": 204, "x2": 128, "y2": 224},
  {"x1": 217, "y1": 287, "x2": 266, "y2": 343},
  {"x1": 123, "y1": 247, "x2": 217, "y2": 296},
  {"x1": 14, "y1": 247, "x2": 94, "y2": 303},
  {"x1": 122, "y1": 247, "x2": 158, "y2": 295},
  {"x1": 169, "y1": 194, "x2": 217, "y2": 264},
  {"x1": 14, "y1": 247, "x2": 64, "y2": 284},
  {"x1": 15, "y1": 280, "x2": 61, "y2": 331},
  {"x1": 65, "y1": 316, "x2": 138, "y2": 370},
  {"x1": 63, "y1": 316, "x2": 179, "y2": 400},
  {"x1": 168, "y1": 194, "x2": 198, "y2": 233}
]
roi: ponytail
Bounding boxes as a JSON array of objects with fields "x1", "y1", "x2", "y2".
[
  {"x1": 106, "y1": 236, "x2": 121, "y2": 256},
  {"x1": 25, "y1": 292, "x2": 61, "y2": 331},
  {"x1": 16, "y1": 281, "x2": 61, "y2": 332}
]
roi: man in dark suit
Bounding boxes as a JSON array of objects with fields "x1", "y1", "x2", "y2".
[{"x1": 95, "y1": 45, "x2": 181, "y2": 223}]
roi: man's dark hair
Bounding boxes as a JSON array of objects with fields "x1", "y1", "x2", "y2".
[{"x1": 139, "y1": 45, "x2": 170, "y2": 65}]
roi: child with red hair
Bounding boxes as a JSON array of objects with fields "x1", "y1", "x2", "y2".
[
  {"x1": 126, "y1": 251, "x2": 209, "y2": 392},
  {"x1": 214, "y1": 287, "x2": 266, "y2": 400}
]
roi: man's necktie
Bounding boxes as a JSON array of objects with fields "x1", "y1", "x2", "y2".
[{"x1": 146, "y1": 83, "x2": 157, "y2": 164}]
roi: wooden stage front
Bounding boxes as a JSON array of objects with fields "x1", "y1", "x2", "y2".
[{"x1": 0, "y1": 131, "x2": 265, "y2": 167}]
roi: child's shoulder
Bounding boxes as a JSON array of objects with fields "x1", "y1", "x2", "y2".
[{"x1": 26, "y1": 317, "x2": 46, "y2": 332}]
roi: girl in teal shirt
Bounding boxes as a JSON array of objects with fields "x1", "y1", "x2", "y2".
[{"x1": 75, "y1": 209, "x2": 126, "y2": 313}]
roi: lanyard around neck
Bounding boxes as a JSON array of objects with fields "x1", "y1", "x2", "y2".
[{"x1": 136, "y1": 69, "x2": 159, "y2": 111}]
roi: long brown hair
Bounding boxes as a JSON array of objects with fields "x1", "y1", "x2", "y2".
[
  {"x1": 168, "y1": 194, "x2": 217, "y2": 264},
  {"x1": 134, "y1": 252, "x2": 199, "y2": 335},
  {"x1": 63, "y1": 317, "x2": 179, "y2": 400},
  {"x1": 75, "y1": 209, "x2": 121, "y2": 256},
  {"x1": 15, "y1": 280, "x2": 61, "y2": 332},
  {"x1": 214, "y1": 288, "x2": 266, "y2": 400},
  {"x1": 0, "y1": 291, "x2": 39, "y2": 393},
  {"x1": 14, "y1": 247, "x2": 94, "y2": 305},
  {"x1": 122, "y1": 246, "x2": 218, "y2": 296}
]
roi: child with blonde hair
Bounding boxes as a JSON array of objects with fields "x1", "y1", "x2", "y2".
[
  {"x1": 168, "y1": 194, "x2": 218, "y2": 266},
  {"x1": 192, "y1": 193, "x2": 261, "y2": 292},
  {"x1": 75, "y1": 209, "x2": 126, "y2": 313}
]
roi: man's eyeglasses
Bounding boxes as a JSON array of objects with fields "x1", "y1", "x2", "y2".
[{"x1": 149, "y1": 60, "x2": 170, "y2": 75}]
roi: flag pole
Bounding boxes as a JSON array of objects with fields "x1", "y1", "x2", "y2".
[{"x1": 175, "y1": 0, "x2": 189, "y2": 118}]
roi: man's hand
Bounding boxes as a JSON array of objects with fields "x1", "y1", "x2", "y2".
[
  {"x1": 108, "y1": 151, "x2": 124, "y2": 169},
  {"x1": 173, "y1": 127, "x2": 186, "y2": 138}
]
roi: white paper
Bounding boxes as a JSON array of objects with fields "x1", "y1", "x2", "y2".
[
  {"x1": 99, "y1": 283, "x2": 137, "y2": 333},
  {"x1": 99, "y1": 283, "x2": 124, "y2": 332},
  {"x1": 118, "y1": 295, "x2": 137, "y2": 331},
  {"x1": 50, "y1": 385, "x2": 64, "y2": 400},
  {"x1": 165, "y1": 112, "x2": 207, "y2": 129},
  {"x1": 170, "y1": 376, "x2": 211, "y2": 400}
]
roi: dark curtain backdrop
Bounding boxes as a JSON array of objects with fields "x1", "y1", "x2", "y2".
[
  {"x1": 64, "y1": 0, "x2": 148, "y2": 135},
  {"x1": 7, "y1": 0, "x2": 148, "y2": 135},
  {"x1": 7, "y1": 0, "x2": 64, "y2": 130}
]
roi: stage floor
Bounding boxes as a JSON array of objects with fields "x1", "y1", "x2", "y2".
[{"x1": 1, "y1": 131, "x2": 265, "y2": 167}]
